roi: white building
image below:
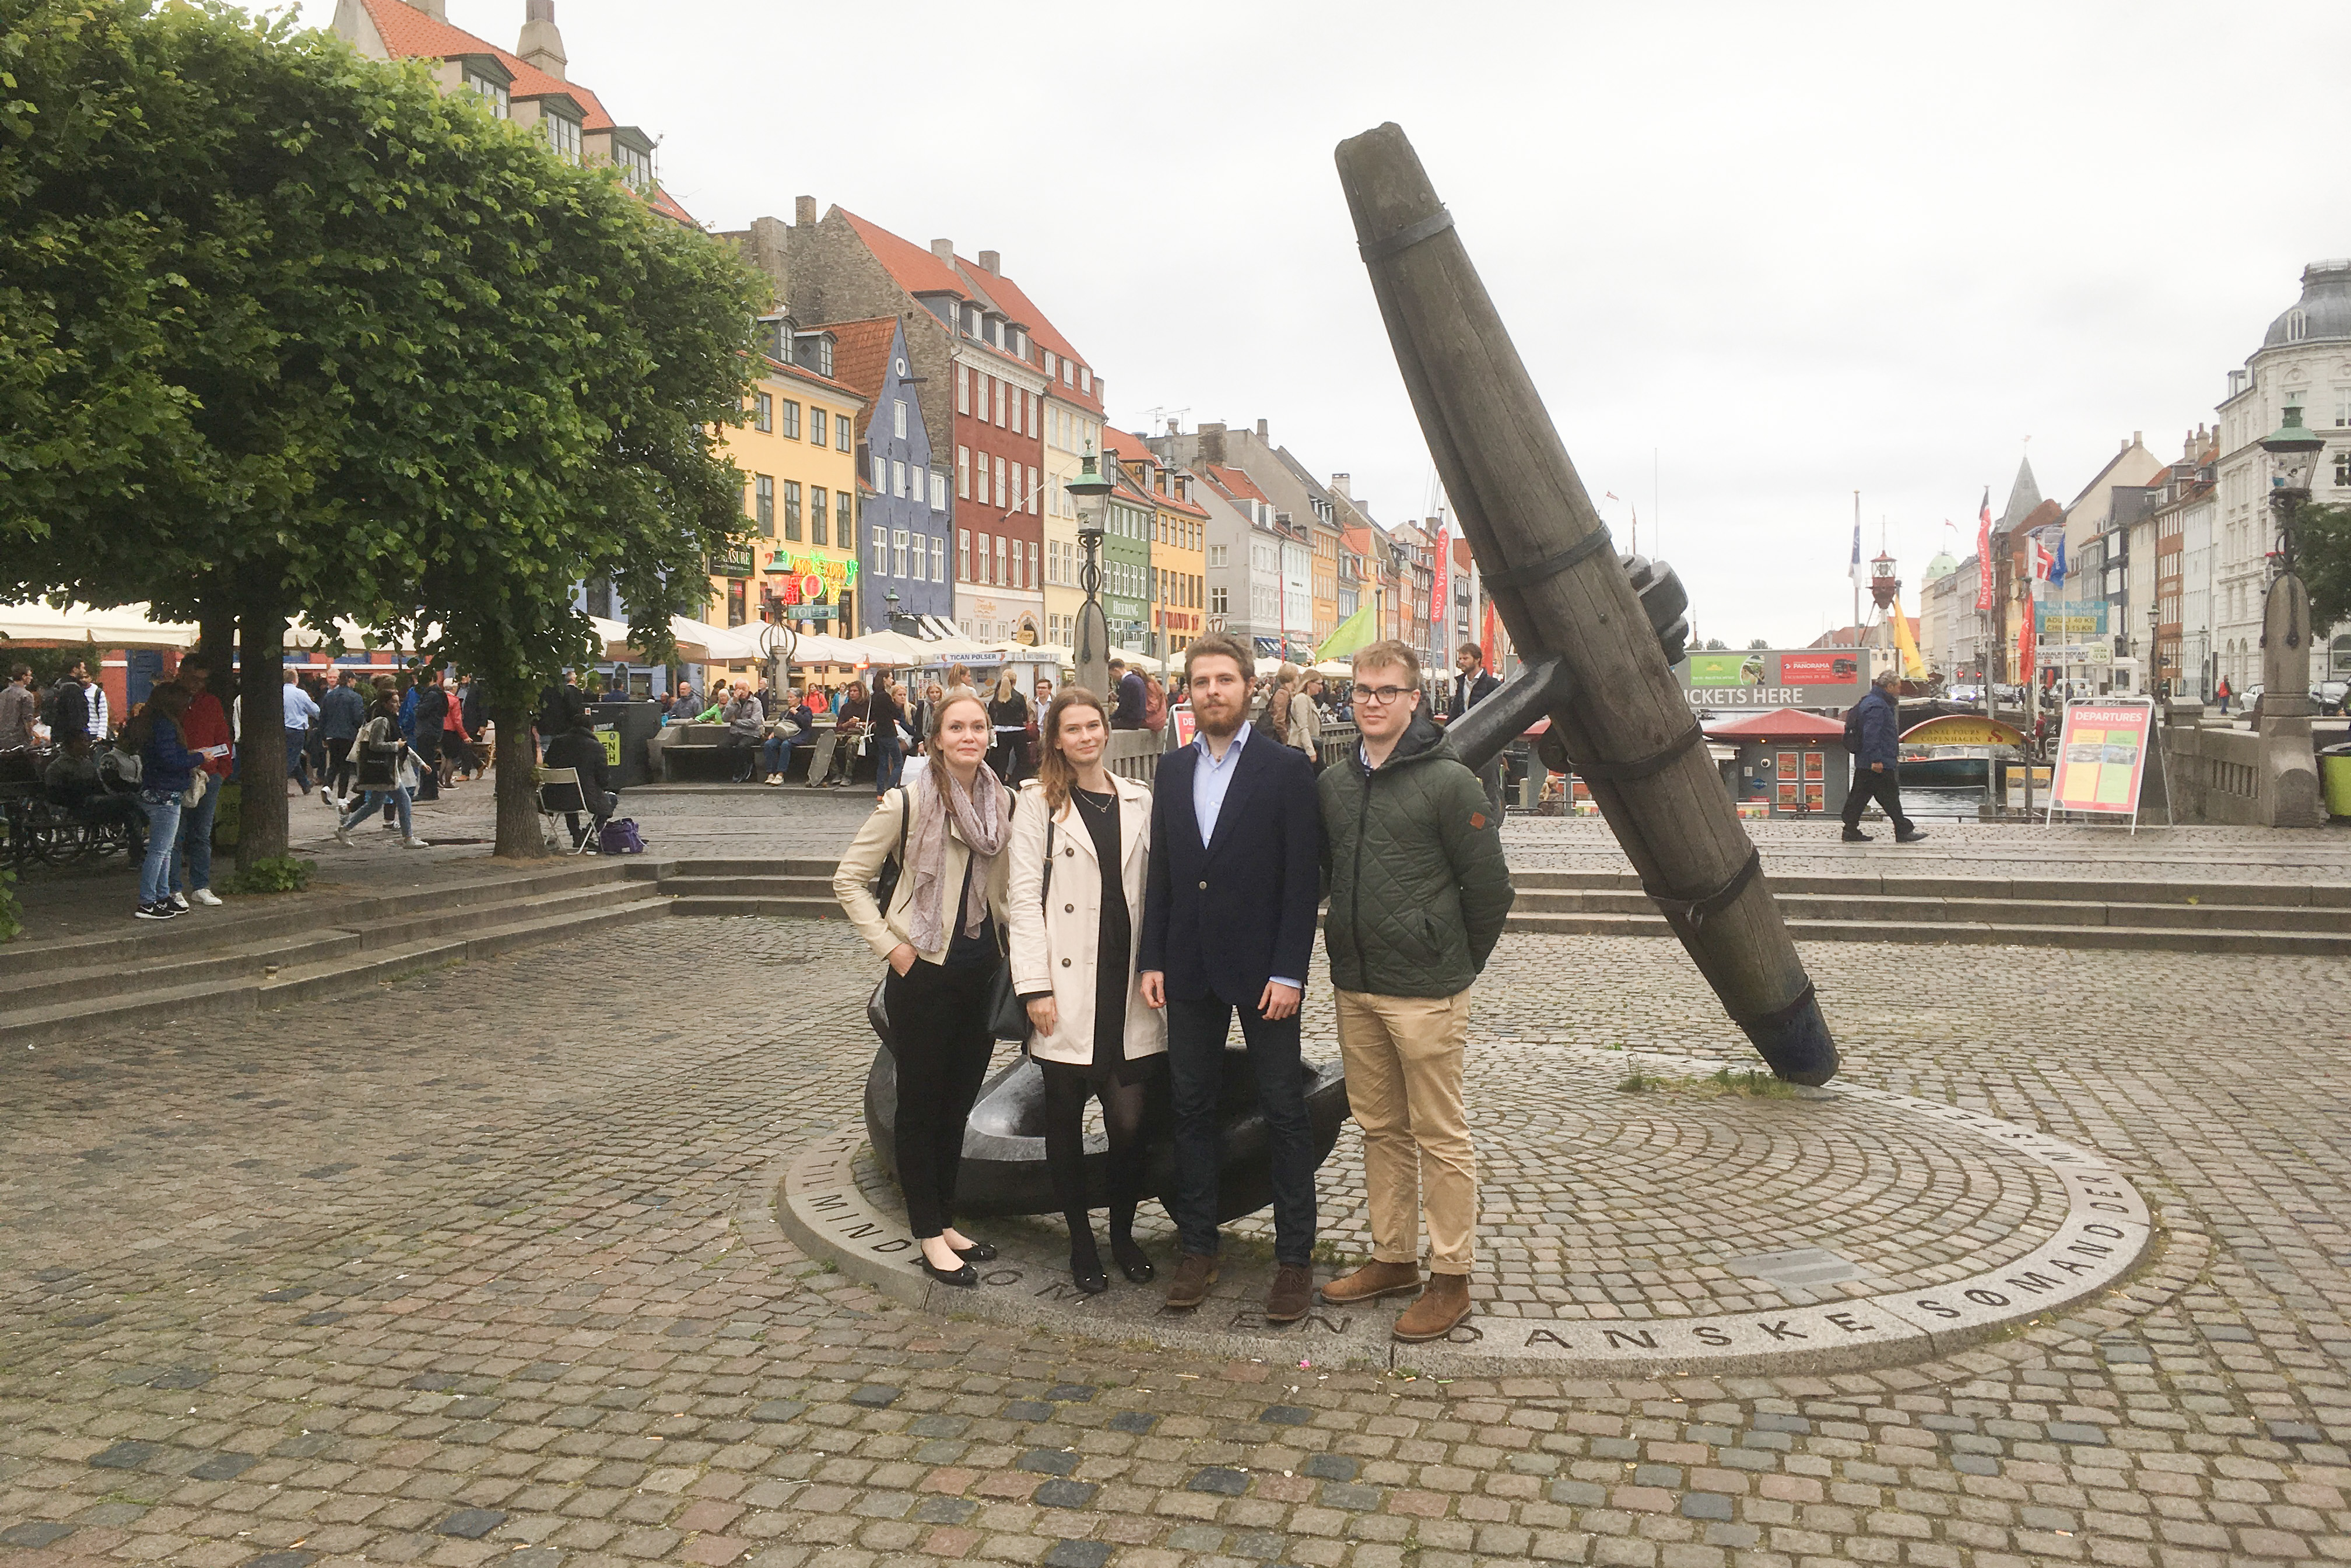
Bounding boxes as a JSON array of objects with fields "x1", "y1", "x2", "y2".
[{"x1": 2211, "y1": 259, "x2": 2351, "y2": 693}]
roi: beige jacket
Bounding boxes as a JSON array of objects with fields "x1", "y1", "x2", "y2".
[
  {"x1": 1005, "y1": 776, "x2": 1166, "y2": 1068},
  {"x1": 1288, "y1": 694, "x2": 1322, "y2": 757},
  {"x1": 833, "y1": 776, "x2": 1013, "y2": 966}
]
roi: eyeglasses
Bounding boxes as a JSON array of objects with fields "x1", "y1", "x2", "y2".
[{"x1": 1350, "y1": 684, "x2": 1416, "y2": 706}]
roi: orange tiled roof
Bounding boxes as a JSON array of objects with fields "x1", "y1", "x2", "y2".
[
  {"x1": 1202, "y1": 464, "x2": 1271, "y2": 507},
  {"x1": 962, "y1": 263, "x2": 1101, "y2": 413},
  {"x1": 838, "y1": 209, "x2": 968, "y2": 300},
  {"x1": 356, "y1": 0, "x2": 698, "y2": 226},
  {"x1": 760, "y1": 354, "x2": 864, "y2": 405},
  {"x1": 809, "y1": 317, "x2": 900, "y2": 409}
]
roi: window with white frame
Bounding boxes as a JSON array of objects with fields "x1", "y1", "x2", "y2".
[
  {"x1": 958, "y1": 529, "x2": 970, "y2": 581},
  {"x1": 892, "y1": 459, "x2": 906, "y2": 499},
  {"x1": 932, "y1": 537, "x2": 945, "y2": 583},
  {"x1": 892, "y1": 530, "x2": 908, "y2": 577},
  {"x1": 542, "y1": 110, "x2": 581, "y2": 162},
  {"x1": 1212, "y1": 586, "x2": 1228, "y2": 615},
  {"x1": 1027, "y1": 465, "x2": 1038, "y2": 514},
  {"x1": 871, "y1": 525, "x2": 888, "y2": 577},
  {"x1": 1028, "y1": 541, "x2": 1039, "y2": 587},
  {"x1": 463, "y1": 69, "x2": 509, "y2": 118},
  {"x1": 994, "y1": 456, "x2": 1006, "y2": 509},
  {"x1": 910, "y1": 533, "x2": 927, "y2": 581},
  {"x1": 930, "y1": 472, "x2": 946, "y2": 511},
  {"x1": 957, "y1": 366, "x2": 969, "y2": 416},
  {"x1": 873, "y1": 451, "x2": 887, "y2": 489},
  {"x1": 893, "y1": 399, "x2": 908, "y2": 440},
  {"x1": 957, "y1": 446, "x2": 969, "y2": 499},
  {"x1": 994, "y1": 378, "x2": 1006, "y2": 427}
]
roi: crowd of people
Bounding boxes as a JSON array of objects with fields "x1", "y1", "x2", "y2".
[{"x1": 833, "y1": 633, "x2": 1515, "y2": 1344}]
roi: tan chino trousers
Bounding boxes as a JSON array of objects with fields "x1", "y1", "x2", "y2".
[{"x1": 1334, "y1": 987, "x2": 1476, "y2": 1276}]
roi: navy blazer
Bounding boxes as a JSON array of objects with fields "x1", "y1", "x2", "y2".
[{"x1": 1139, "y1": 729, "x2": 1322, "y2": 1007}]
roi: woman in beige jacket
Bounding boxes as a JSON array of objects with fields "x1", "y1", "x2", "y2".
[
  {"x1": 1006, "y1": 687, "x2": 1166, "y2": 1294},
  {"x1": 833, "y1": 690, "x2": 1011, "y2": 1289}
]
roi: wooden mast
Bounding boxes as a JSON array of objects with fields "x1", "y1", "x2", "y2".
[{"x1": 1334, "y1": 122, "x2": 1836, "y2": 1083}]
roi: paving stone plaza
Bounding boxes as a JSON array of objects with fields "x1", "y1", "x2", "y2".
[{"x1": 4, "y1": 788, "x2": 2350, "y2": 1567}]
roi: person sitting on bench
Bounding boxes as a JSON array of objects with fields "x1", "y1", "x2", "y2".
[{"x1": 542, "y1": 716, "x2": 619, "y2": 850}]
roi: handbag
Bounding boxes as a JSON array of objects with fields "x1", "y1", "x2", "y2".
[
  {"x1": 181, "y1": 772, "x2": 206, "y2": 809},
  {"x1": 864, "y1": 791, "x2": 913, "y2": 1050},
  {"x1": 984, "y1": 815, "x2": 1052, "y2": 1042}
]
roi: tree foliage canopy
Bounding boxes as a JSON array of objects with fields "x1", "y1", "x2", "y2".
[
  {"x1": 2299, "y1": 502, "x2": 2351, "y2": 632},
  {"x1": 1, "y1": 0, "x2": 762, "y2": 854}
]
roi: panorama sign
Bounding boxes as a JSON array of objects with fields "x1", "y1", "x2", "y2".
[{"x1": 1679, "y1": 648, "x2": 1871, "y2": 711}]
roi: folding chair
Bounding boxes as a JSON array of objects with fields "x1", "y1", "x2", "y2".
[{"x1": 534, "y1": 767, "x2": 603, "y2": 854}]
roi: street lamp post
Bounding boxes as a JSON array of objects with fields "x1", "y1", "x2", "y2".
[
  {"x1": 1067, "y1": 447, "x2": 1114, "y2": 701},
  {"x1": 2257, "y1": 399, "x2": 2324, "y2": 720}
]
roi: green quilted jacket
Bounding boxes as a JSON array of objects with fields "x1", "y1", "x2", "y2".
[{"x1": 1318, "y1": 713, "x2": 1515, "y2": 998}]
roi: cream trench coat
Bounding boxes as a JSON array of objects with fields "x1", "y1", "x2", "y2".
[
  {"x1": 833, "y1": 772, "x2": 1014, "y2": 966},
  {"x1": 1005, "y1": 775, "x2": 1167, "y2": 1068}
]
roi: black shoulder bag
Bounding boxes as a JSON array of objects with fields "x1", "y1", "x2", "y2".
[
  {"x1": 982, "y1": 801, "x2": 1046, "y2": 1041},
  {"x1": 864, "y1": 791, "x2": 912, "y2": 1051}
]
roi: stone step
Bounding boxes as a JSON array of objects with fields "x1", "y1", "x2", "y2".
[
  {"x1": 2, "y1": 859, "x2": 650, "y2": 978},
  {"x1": 662, "y1": 875, "x2": 839, "y2": 900},
  {"x1": 669, "y1": 894, "x2": 844, "y2": 921},
  {"x1": 1503, "y1": 909, "x2": 2350, "y2": 956},
  {"x1": 0, "y1": 890, "x2": 671, "y2": 1049},
  {"x1": 1512, "y1": 888, "x2": 2349, "y2": 932},
  {"x1": 1513, "y1": 867, "x2": 2351, "y2": 908}
]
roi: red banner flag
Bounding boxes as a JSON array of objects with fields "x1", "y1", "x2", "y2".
[
  {"x1": 2017, "y1": 590, "x2": 2036, "y2": 685},
  {"x1": 1974, "y1": 488, "x2": 1994, "y2": 612},
  {"x1": 1480, "y1": 599, "x2": 1499, "y2": 673}
]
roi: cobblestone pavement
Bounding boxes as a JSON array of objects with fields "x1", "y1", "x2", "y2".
[{"x1": 5, "y1": 900, "x2": 2350, "y2": 1568}]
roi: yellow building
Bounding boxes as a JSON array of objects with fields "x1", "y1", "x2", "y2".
[
  {"x1": 1104, "y1": 431, "x2": 1207, "y2": 660},
  {"x1": 714, "y1": 347, "x2": 867, "y2": 641}
]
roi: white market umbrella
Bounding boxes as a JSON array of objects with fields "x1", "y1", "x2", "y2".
[
  {"x1": 671, "y1": 615, "x2": 764, "y2": 663},
  {"x1": 0, "y1": 601, "x2": 198, "y2": 648},
  {"x1": 783, "y1": 633, "x2": 873, "y2": 666}
]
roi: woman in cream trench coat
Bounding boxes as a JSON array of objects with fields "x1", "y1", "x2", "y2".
[{"x1": 1006, "y1": 689, "x2": 1167, "y2": 1293}]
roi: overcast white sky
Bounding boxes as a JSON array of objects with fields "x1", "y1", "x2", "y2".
[{"x1": 290, "y1": 0, "x2": 2348, "y2": 646}]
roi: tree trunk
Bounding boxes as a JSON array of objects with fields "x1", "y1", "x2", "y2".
[
  {"x1": 236, "y1": 587, "x2": 289, "y2": 870},
  {"x1": 492, "y1": 695, "x2": 550, "y2": 860}
]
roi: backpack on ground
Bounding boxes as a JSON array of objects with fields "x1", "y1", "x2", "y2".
[
  {"x1": 598, "y1": 817, "x2": 646, "y2": 855},
  {"x1": 99, "y1": 745, "x2": 141, "y2": 791}
]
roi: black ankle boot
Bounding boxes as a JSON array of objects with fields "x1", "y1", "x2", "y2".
[{"x1": 1069, "y1": 1229, "x2": 1107, "y2": 1295}]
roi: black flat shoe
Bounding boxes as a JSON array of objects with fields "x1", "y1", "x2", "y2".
[
  {"x1": 918, "y1": 1255, "x2": 977, "y2": 1289},
  {"x1": 1112, "y1": 1236, "x2": 1154, "y2": 1284},
  {"x1": 952, "y1": 1240, "x2": 998, "y2": 1263}
]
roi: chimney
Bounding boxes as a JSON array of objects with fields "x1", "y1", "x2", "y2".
[
  {"x1": 411, "y1": 0, "x2": 447, "y2": 17},
  {"x1": 743, "y1": 216, "x2": 788, "y2": 306},
  {"x1": 2132, "y1": 430, "x2": 2143, "y2": 448},
  {"x1": 977, "y1": 250, "x2": 1000, "y2": 274},
  {"x1": 1201, "y1": 422, "x2": 1227, "y2": 466},
  {"x1": 1329, "y1": 473, "x2": 1351, "y2": 499},
  {"x1": 794, "y1": 195, "x2": 816, "y2": 227},
  {"x1": 930, "y1": 238, "x2": 955, "y2": 263},
  {"x1": 517, "y1": 0, "x2": 566, "y2": 80},
  {"x1": 1255, "y1": 418, "x2": 1269, "y2": 439}
]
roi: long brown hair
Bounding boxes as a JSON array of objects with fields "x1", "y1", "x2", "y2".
[
  {"x1": 1034, "y1": 686, "x2": 1111, "y2": 813},
  {"x1": 121, "y1": 681, "x2": 189, "y2": 751}
]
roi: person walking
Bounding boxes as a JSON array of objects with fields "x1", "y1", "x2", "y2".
[
  {"x1": 832, "y1": 689, "x2": 1010, "y2": 1289},
  {"x1": 171, "y1": 652, "x2": 232, "y2": 908},
  {"x1": 1008, "y1": 686, "x2": 1166, "y2": 1295},
  {"x1": 1314, "y1": 641, "x2": 1515, "y2": 1341},
  {"x1": 333, "y1": 692, "x2": 431, "y2": 848},
  {"x1": 1108, "y1": 658, "x2": 1148, "y2": 731},
  {"x1": 1436, "y1": 642, "x2": 1504, "y2": 817},
  {"x1": 870, "y1": 673, "x2": 907, "y2": 799},
  {"x1": 1842, "y1": 669, "x2": 1926, "y2": 844},
  {"x1": 318, "y1": 670, "x2": 367, "y2": 805},
  {"x1": 2216, "y1": 677, "x2": 2231, "y2": 715},
  {"x1": 281, "y1": 668, "x2": 320, "y2": 795},
  {"x1": 1138, "y1": 632, "x2": 1323, "y2": 1322},
  {"x1": 409, "y1": 668, "x2": 448, "y2": 800},
  {"x1": 987, "y1": 667, "x2": 1031, "y2": 783},
  {"x1": 0, "y1": 665, "x2": 37, "y2": 752},
  {"x1": 122, "y1": 683, "x2": 199, "y2": 920}
]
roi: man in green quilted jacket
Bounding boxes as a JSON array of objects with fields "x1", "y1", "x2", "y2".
[{"x1": 1315, "y1": 639, "x2": 1514, "y2": 1341}]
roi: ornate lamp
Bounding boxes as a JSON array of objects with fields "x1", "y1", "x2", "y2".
[{"x1": 1067, "y1": 447, "x2": 1114, "y2": 700}]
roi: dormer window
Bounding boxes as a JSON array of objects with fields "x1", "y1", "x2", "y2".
[
  {"x1": 2286, "y1": 308, "x2": 2308, "y2": 343},
  {"x1": 464, "y1": 68, "x2": 510, "y2": 118},
  {"x1": 542, "y1": 110, "x2": 581, "y2": 163},
  {"x1": 613, "y1": 141, "x2": 651, "y2": 191}
]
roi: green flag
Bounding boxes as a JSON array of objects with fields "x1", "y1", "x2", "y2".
[{"x1": 1315, "y1": 605, "x2": 1377, "y2": 662}]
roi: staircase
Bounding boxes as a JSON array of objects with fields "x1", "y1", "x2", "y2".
[
  {"x1": 654, "y1": 861, "x2": 2347, "y2": 958},
  {"x1": 0, "y1": 860, "x2": 671, "y2": 1048}
]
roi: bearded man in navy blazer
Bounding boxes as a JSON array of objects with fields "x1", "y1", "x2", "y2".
[{"x1": 1139, "y1": 631, "x2": 1324, "y2": 1324}]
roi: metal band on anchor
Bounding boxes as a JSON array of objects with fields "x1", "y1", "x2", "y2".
[
  {"x1": 1567, "y1": 720, "x2": 1705, "y2": 783},
  {"x1": 1357, "y1": 208, "x2": 1455, "y2": 263},
  {"x1": 1478, "y1": 526, "x2": 1614, "y2": 592},
  {"x1": 1734, "y1": 980, "x2": 1817, "y2": 1034},
  {"x1": 1645, "y1": 847, "x2": 1763, "y2": 936}
]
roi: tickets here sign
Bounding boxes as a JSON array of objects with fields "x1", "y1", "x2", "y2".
[{"x1": 2050, "y1": 702, "x2": 2152, "y2": 816}]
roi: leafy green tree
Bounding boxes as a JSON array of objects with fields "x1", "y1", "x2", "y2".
[
  {"x1": 2, "y1": 0, "x2": 757, "y2": 862},
  {"x1": 1747, "y1": 637, "x2": 1771, "y2": 649},
  {"x1": 2299, "y1": 501, "x2": 2351, "y2": 630},
  {"x1": 1701, "y1": 638, "x2": 1727, "y2": 651}
]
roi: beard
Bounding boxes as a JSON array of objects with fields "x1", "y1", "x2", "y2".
[{"x1": 1195, "y1": 695, "x2": 1244, "y2": 738}]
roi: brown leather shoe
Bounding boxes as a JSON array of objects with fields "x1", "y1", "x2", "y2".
[
  {"x1": 1265, "y1": 1263, "x2": 1315, "y2": 1324},
  {"x1": 1392, "y1": 1272, "x2": 1473, "y2": 1342},
  {"x1": 1164, "y1": 1253, "x2": 1219, "y2": 1311},
  {"x1": 1320, "y1": 1260, "x2": 1423, "y2": 1306}
]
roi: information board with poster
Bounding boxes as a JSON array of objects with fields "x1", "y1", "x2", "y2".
[
  {"x1": 2047, "y1": 699, "x2": 2157, "y2": 831},
  {"x1": 1679, "y1": 648, "x2": 1870, "y2": 711}
]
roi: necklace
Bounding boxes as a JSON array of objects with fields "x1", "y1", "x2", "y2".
[{"x1": 1073, "y1": 785, "x2": 1113, "y2": 814}]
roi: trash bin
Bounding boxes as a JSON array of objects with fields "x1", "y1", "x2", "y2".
[{"x1": 2322, "y1": 742, "x2": 2351, "y2": 820}]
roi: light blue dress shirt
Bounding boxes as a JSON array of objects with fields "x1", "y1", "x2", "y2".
[
  {"x1": 282, "y1": 683, "x2": 320, "y2": 731},
  {"x1": 1189, "y1": 721, "x2": 1301, "y2": 994}
]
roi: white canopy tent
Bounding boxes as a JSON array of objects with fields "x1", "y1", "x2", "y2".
[{"x1": 0, "y1": 601, "x2": 198, "y2": 648}]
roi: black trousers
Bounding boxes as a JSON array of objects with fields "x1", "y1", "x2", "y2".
[
  {"x1": 1164, "y1": 995, "x2": 1317, "y2": 1266},
  {"x1": 1843, "y1": 766, "x2": 1912, "y2": 834},
  {"x1": 886, "y1": 959, "x2": 996, "y2": 1239}
]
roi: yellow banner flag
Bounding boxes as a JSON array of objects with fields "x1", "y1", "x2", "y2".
[{"x1": 1890, "y1": 592, "x2": 1927, "y2": 679}]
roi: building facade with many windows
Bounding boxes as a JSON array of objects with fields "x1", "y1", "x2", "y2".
[
  {"x1": 714, "y1": 343, "x2": 865, "y2": 634},
  {"x1": 821, "y1": 317, "x2": 950, "y2": 634}
]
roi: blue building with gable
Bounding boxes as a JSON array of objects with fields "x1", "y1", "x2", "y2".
[{"x1": 817, "y1": 316, "x2": 953, "y2": 635}]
